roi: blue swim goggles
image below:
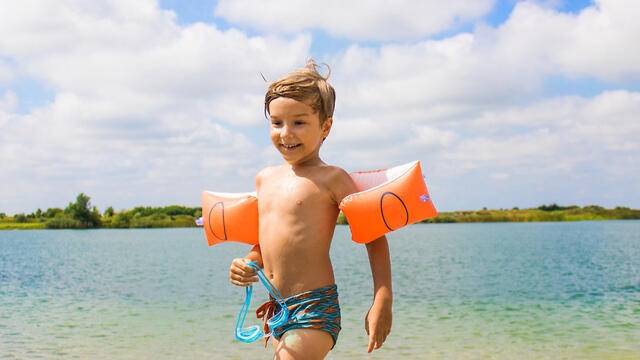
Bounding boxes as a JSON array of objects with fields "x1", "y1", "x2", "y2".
[{"x1": 235, "y1": 261, "x2": 289, "y2": 342}]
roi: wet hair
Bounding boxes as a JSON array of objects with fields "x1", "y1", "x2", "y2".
[{"x1": 264, "y1": 59, "x2": 336, "y2": 123}]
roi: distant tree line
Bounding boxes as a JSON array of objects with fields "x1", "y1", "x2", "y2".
[
  {"x1": 102, "y1": 204, "x2": 201, "y2": 229},
  {"x1": 2, "y1": 197, "x2": 640, "y2": 230},
  {"x1": 537, "y1": 203, "x2": 579, "y2": 212},
  {"x1": 423, "y1": 204, "x2": 640, "y2": 223},
  {"x1": 1, "y1": 193, "x2": 201, "y2": 229}
]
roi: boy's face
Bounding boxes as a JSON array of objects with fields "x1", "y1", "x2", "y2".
[{"x1": 269, "y1": 97, "x2": 332, "y2": 166}]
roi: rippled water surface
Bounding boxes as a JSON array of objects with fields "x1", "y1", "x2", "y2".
[{"x1": 1, "y1": 221, "x2": 639, "y2": 359}]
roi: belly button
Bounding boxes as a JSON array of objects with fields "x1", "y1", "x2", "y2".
[
  {"x1": 268, "y1": 272, "x2": 275, "y2": 280},
  {"x1": 296, "y1": 200, "x2": 302, "y2": 205}
]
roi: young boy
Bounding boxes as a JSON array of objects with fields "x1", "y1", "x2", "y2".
[{"x1": 229, "y1": 60, "x2": 392, "y2": 359}]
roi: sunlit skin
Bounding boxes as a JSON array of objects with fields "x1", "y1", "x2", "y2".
[{"x1": 229, "y1": 97, "x2": 393, "y2": 358}]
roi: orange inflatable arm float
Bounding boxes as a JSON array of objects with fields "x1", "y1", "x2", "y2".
[
  {"x1": 339, "y1": 161, "x2": 438, "y2": 243},
  {"x1": 201, "y1": 191, "x2": 258, "y2": 246},
  {"x1": 201, "y1": 161, "x2": 437, "y2": 246}
]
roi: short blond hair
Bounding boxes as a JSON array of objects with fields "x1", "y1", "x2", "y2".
[{"x1": 264, "y1": 59, "x2": 336, "y2": 123}]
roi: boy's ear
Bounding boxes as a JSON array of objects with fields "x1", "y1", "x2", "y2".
[{"x1": 322, "y1": 117, "x2": 333, "y2": 139}]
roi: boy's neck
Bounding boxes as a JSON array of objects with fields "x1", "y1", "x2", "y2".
[{"x1": 284, "y1": 156, "x2": 326, "y2": 170}]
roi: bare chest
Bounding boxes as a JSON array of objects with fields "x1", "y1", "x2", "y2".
[{"x1": 258, "y1": 175, "x2": 334, "y2": 212}]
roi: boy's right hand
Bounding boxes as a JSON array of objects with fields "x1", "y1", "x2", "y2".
[{"x1": 229, "y1": 258, "x2": 259, "y2": 286}]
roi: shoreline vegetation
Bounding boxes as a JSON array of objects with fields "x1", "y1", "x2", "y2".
[{"x1": 1, "y1": 193, "x2": 640, "y2": 231}]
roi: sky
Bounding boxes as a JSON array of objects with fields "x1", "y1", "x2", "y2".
[{"x1": 1, "y1": 0, "x2": 639, "y2": 215}]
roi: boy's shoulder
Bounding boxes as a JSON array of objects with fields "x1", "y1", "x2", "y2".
[
  {"x1": 320, "y1": 164, "x2": 358, "y2": 204},
  {"x1": 321, "y1": 164, "x2": 350, "y2": 180},
  {"x1": 256, "y1": 165, "x2": 278, "y2": 178},
  {"x1": 255, "y1": 165, "x2": 280, "y2": 186}
]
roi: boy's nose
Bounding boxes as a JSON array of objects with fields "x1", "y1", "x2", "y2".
[{"x1": 281, "y1": 125, "x2": 293, "y2": 137}]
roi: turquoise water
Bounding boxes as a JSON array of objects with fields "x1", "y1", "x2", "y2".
[{"x1": 1, "y1": 222, "x2": 639, "y2": 359}]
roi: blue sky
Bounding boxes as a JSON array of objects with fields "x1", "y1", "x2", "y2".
[{"x1": 1, "y1": 0, "x2": 639, "y2": 215}]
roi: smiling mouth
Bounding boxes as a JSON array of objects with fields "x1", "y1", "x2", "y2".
[{"x1": 281, "y1": 144, "x2": 301, "y2": 151}]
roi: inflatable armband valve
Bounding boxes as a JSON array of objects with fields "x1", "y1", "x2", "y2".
[
  {"x1": 201, "y1": 190, "x2": 259, "y2": 246},
  {"x1": 339, "y1": 161, "x2": 438, "y2": 244}
]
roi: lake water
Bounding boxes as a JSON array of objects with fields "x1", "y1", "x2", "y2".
[{"x1": 1, "y1": 221, "x2": 639, "y2": 359}]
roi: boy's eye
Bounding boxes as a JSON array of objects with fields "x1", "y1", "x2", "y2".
[
  {"x1": 295, "y1": 121, "x2": 305, "y2": 125},
  {"x1": 272, "y1": 121, "x2": 282, "y2": 126}
]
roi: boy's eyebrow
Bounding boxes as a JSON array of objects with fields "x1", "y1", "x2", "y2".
[{"x1": 270, "y1": 112, "x2": 311, "y2": 119}]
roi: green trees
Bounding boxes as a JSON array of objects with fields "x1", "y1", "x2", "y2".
[
  {"x1": 46, "y1": 193, "x2": 101, "y2": 229},
  {"x1": 422, "y1": 205, "x2": 640, "y2": 223},
  {"x1": 43, "y1": 208, "x2": 63, "y2": 218},
  {"x1": 66, "y1": 193, "x2": 101, "y2": 227},
  {"x1": 3, "y1": 194, "x2": 201, "y2": 230},
  {"x1": 104, "y1": 206, "x2": 115, "y2": 217},
  {"x1": 110, "y1": 211, "x2": 132, "y2": 228},
  {"x1": 67, "y1": 193, "x2": 102, "y2": 227},
  {"x1": 537, "y1": 203, "x2": 579, "y2": 212}
]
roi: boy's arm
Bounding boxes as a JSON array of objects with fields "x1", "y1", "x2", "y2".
[
  {"x1": 243, "y1": 244, "x2": 263, "y2": 266},
  {"x1": 365, "y1": 236, "x2": 393, "y2": 353},
  {"x1": 328, "y1": 167, "x2": 393, "y2": 352}
]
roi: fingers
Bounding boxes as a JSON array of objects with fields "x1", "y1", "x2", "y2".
[
  {"x1": 367, "y1": 335, "x2": 374, "y2": 353},
  {"x1": 232, "y1": 258, "x2": 257, "y2": 273},
  {"x1": 229, "y1": 258, "x2": 258, "y2": 286},
  {"x1": 229, "y1": 274, "x2": 258, "y2": 286},
  {"x1": 367, "y1": 330, "x2": 388, "y2": 353},
  {"x1": 366, "y1": 316, "x2": 376, "y2": 353},
  {"x1": 364, "y1": 314, "x2": 370, "y2": 335},
  {"x1": 365, "y1": 317, "x2": 390, "y2": 353}
]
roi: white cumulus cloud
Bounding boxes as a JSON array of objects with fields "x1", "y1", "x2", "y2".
[
  {"x1": 0, "y1": 0, "x2": 311, "y2": 213},
  {"x1": 214, "y1": 0, "x2": 496, "y2": 41},
  {"x1": 1, "y1": 0, "x2": 639, "y2": 213}
]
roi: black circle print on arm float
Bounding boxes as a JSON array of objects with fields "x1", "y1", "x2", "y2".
[
  {"x1": 380, "y1": 191, "x2": 409, "y2": 231},
  {"x1": 208, "y1": 201, "x2": 228, "y2": 241}
]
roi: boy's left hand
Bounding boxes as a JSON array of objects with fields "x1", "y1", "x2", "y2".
[{"x1": 365, "y1": 300, "x2": 392, "y2": 353}]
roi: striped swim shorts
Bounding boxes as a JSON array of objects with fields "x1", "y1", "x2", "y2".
[{"x1": 256, "y1": 284, "x2": 341, "y2": 348}]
